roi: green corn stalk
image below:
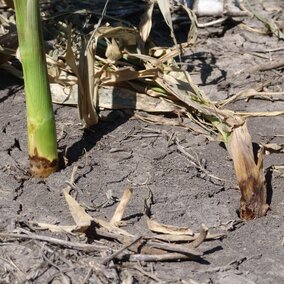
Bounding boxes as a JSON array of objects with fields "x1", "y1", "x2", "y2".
[{"x1": 14, "y1": 0, "x2": 58, "y2": 177}]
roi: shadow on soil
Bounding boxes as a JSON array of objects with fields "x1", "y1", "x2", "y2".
[
  {"x1": 64, "y1": 110, "x2": 133, "y2": 166},
  {"x1": 0, "y1": 70, "x2": 23, "y2": 103},
  {"x1": 183, "y1": 52, "x2": 227, "y2": 85}
]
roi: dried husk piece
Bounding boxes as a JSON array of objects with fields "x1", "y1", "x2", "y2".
[{"x1": 228, "y1": 122, "x2": 269, "y2": 220}]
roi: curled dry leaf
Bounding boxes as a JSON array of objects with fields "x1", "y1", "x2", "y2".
[{"x1": 228, "y1": 123, "x2": 269, "y2": 220}]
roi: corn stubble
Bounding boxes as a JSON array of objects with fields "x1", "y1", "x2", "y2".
[{"x1": 229, "y1": 123, "x2": 269, "y2": 220}]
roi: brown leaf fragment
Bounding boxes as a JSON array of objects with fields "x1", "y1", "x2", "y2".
[{"x1": 228, "y1": 123, "x2": 269, "y2": 220}]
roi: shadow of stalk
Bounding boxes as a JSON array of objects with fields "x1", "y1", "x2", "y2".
[{"x1": 64, "y1": 109, "x2": 133, "y2": 166}]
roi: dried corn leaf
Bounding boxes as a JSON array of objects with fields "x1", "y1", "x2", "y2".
[
  {"x1": 228, "y1": 123, "x2": 269, "y2": 220},
  {"x1": 32, "y1": 222, "x2": 77, "y2": 233},
  {"x1": 219, "y1": 89, "x2": 284, "y2": 108},
  {"x1": 63, "y1": 189, "x2": 93, "y2": 232},
  {"x1": 51, "y1": 84, "x2": 177, "y2": 112},
  {"x1": 100, "y1": 67, "x2": 158, "y2": 85},
  {"x1": 156, "y1": 0, "x2": 178, "y2": 46},
  {"x1": 64, "y1": 26, "x2": 79, "y2": 76},
  {"x1": 144, "y1": 188, "x2": 193, "y2": 235},
  {"x1": 94, "y1": 26, "x2": 138, "y2": 48},
  {"x1": 124, "y1": 51, "x2": 159, "y2": 66},
  {"x1": 235, "y1": 111, "x2": 284, "y2": 118},
  {"x1": 139, "y1": 1, "x2": 155, "y2": 46},
  {"x1": 94, "y1": 217, "x2": 134, "y2": 237},
  {"x1": 155, "y1": 71, "x2": 223, "y2": 118},
  {"x1": 62, "y1": 189, "x2": 133, "y2": 236},
  {"x1": 110, "y1": 187, "x2": 133, "y2": 226},
  {"x1": 147, "y1": 218, "x2": 193, "y2": 235},
  {"x1": 243, "y1": 0, "x2": 284, "y2": 39},
  {"x1": 264, "y1": 143, "x2": 284, "y2": 153},
  {"x1": 152, "y1": 232, "x2": 225, "y2": 242},
  {"x1": 47, "y1": 58, "x2": 77, "y2": 85},
  {"x1": 181, "y1": 5, "x2": 198, "y2": 45},
  {"x1": 105, "y1": 38, "x2": 122, "y2": 63},
  {"x1": 78, "y1": 38, "x2": 98, "y2": 126}
]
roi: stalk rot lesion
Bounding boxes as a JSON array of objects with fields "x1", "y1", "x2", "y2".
[
  {"x1": 29, "y1": 150, "x2": 58, "y2": 178},
  {"x1": 228, "y1": 123, "x2": 269, "y2": 220}
]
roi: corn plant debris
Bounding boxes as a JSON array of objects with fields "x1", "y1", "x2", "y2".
[
  {"x1": 30, "y1": 184, "x2": 220, "y2": 264},
  {"x1": 0, "y1": 0, "x2": 284, "y2": 282},
  {"x1": 36, "y1": 0, "x2": 282, "y2": 221},
  {"x1": 228, "y1": 123, "x2": 268, "y2": 219}
]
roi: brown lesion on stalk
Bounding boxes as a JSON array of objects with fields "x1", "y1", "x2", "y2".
[
  {"x1": 29, "y1": 148, "x2": 58, "y2": 178},
  {"x1": 239, "y1": 153, "x2": 269, "y2": 220},
  {"x1": 229, "y1": 123, "x2": 269, "y2": 220}
]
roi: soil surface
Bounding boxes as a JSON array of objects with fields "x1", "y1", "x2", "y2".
[{"x1": 0, "y1": 1, "x2": 284, "y2": 283}]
